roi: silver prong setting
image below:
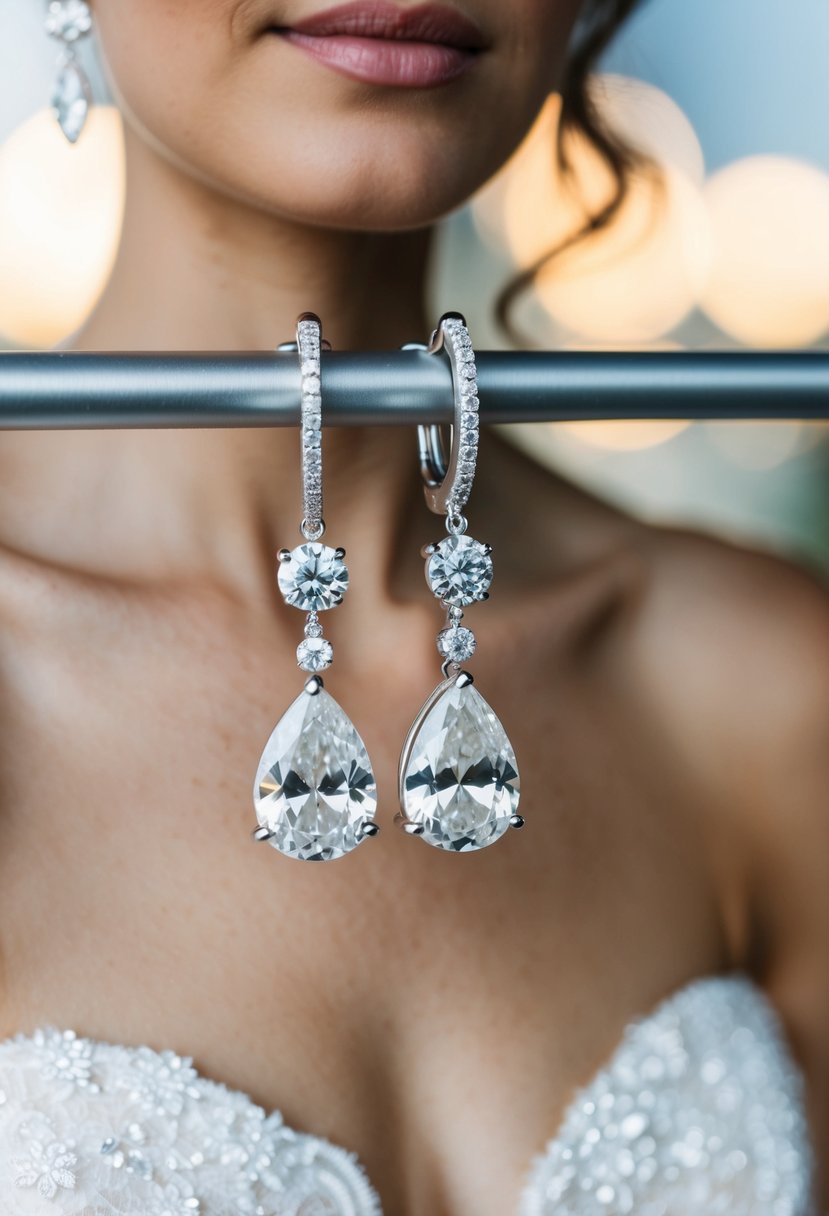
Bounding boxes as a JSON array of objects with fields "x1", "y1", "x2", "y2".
[
  {"x1": 277, "y1": 548, "x2": 292, "y2": 564},
  {"x1": 251, "y1": 825, "x2": 274, "y2": 843},
  {"x1": 360, "y1": 820, "x2": 380, "y2": 838},
  {"x1": 509, "y1": 814, "x2": 525, "y2": 830},
  {"x1": 455, "y1": 670, "x2": 474, "y2": 688},
  {"x1": 394, "y1": 812, "x2": 425, "y2": 836},
  {"x1": 421, "y1": 542, "x2": 437, "y2": 558},
  {"x1": 304, "y1": 675, "x2": 324, "y2": 696},
  {"x1": 334, "y1": 547, "x2": 346, "y2": 560}
]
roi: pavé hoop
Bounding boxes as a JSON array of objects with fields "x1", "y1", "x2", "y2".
[
  {"x1": 296, "y1": 311, "x2": 329, "y2": 541},
  {"x1": 417, "y1": 311, "x2": 480, "y2": 524}
]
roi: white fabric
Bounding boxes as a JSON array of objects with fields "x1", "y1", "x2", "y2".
[{"x1": 0, "y1": 974, "x2": 815, "y2": 1215}]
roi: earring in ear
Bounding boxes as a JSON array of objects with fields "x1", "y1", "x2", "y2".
[
  {"x1": 45, "y1": 0, "x2": 94, "y2": 144},
  {"x1": 396, "y1": 313, "x2": 522, "y2": 853},
  {"x1": 252, "y1": 313, "x2": 379, "y2": 861}
]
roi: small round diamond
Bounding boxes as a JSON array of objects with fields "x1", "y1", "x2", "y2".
[
  {"x1": 426, "y1": 535, "x2": 493, "y2": 607},
  {"x1": 437, "y1": 626, "x2": 476, "y2": 663},
  {"x1": 297, "y1": 637, "x2": 334, "y2": 673},
  {"x1": 278, "y1": 543, "x2": 348, "y2": 612},
  {"x1": 304, "y1": 614, "x2": 324, "y2": 639}
]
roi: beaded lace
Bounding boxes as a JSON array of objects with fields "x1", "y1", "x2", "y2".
[{"x1": 0, "y1": 975, "x2": 815, "y2": 1215}]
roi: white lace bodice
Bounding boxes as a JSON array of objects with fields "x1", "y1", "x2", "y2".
[{"x1": 0, "y1": 975, "x2": 816, "y2": 1215}]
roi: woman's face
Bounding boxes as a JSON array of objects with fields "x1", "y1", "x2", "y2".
[{"x1": 90, "y1": 0, "x2": 584, "y2": 231}]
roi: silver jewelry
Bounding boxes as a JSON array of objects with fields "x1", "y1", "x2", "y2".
[
  {"x1": 252, "y1": 313, "x2": 379, "y2": 861},
  {"x1": 45, "y1": 0, "x2": 94, "y2": 144},
  {"x1": 397, "y1": 312, "x2": 522, "y2": 852}
]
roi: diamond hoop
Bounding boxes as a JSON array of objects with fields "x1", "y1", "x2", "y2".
[
  {"x1": 277, "y1": 312, "x2": 332, "y2": 542},
  {"x1": 416, "y1": 311, "x2": 480, "y2": 522}
]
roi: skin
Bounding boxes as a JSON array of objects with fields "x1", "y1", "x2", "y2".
[{"x1": 0, "y1": 1, "x2": 828, "y2": 1211}]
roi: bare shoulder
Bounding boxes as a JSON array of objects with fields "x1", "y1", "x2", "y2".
[
  {"x1": 627, "y1": 520, "x2": 829, "y2": 1169},
  {"x1": 627, "y1": 520, "x2": 829, "y2": 753},
  {"x1": 625, "y1": 519, "x2": 829, "y2": 853}
]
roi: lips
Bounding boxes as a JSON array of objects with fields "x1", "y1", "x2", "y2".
[
  {"x1": 268, "y1": 1, "x2": 489, "y2": 88},
  {"x1": 277, "y1": 1, "x2": 489, "y2": 50}
]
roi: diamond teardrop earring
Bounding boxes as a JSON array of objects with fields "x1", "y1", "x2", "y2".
[
  {"x1": 251, "y1": 313, "x2": 380, "y2": 861},
  {"x1": 397, "y1": 313, "x2": 523, "y2": 852},
  {"x1": 45, "y1": 0, "x2": 95, "y2": 144}
]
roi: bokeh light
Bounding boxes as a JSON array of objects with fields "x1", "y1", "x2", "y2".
[
  {"x1": 473, "y1": 77, "x2": 711, "y2": 344},
  {"x1": 700, "y1": 155, "x2": 829, "y2": 348},
  {"x1": 558, "y1": 418, "x2": 690, "y2": 452},
  {"x1": 0, "y1": 106, "x2": 124, "y2": 348},
  {"x1": 555, "y1": 340, "x2": 690, "y2": 451}
]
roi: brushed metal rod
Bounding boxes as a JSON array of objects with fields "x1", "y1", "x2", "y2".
[{"x1": 0, "y1": 350, "x2": 827, "y2": 428}]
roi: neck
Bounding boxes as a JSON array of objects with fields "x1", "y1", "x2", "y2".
[
  {"x1": 31, "y1": 124, "x2": 440, "y2": 604},
  {"x1": 80, "y1": 124, "x2": 437, "y2": 353}
]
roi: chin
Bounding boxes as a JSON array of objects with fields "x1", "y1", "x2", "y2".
[
  {"x1": 145, "y1": 112, "x2": 496, "y2": 232},
  {"x1": 261, "y1": 145, "x2": 481, "y2": 231}
]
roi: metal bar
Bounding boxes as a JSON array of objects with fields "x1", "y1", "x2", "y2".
[{"x1": 0, "y1": 350, "x2": 826, "y2": 428}]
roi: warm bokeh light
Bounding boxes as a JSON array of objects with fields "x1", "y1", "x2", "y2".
[
  {"x1": 554, "y1": 339, "x2": 691, "y2": 451},
  {"x1": 473, "y1": 76, "x2": 705, "y2": 249},
  {"x1": 558, "y1": 419, "x2": 690, "y2": 452},
  {"x1": 700, "y1": 155, "x2": 829, "y2": 348},
  {"x1": 472, "y1": 78, "x2": 711, "y2": 344},
  {"x1": 534, "y1": 166, "x2": 709, "y2": 343},
  {"x1": 0, "y1": 106, "x2": 124, "y2": 347},
  {"x1": 588, "y1": 74, "x2": 706, "y2": 185}
]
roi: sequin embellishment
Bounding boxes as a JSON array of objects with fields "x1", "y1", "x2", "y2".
[
  {"x1": 519, "y1": 976, "x2": 815, "y2": 1215},
  {"x1": 0, "y1": 977, "x2": 816, "y2": 1215}
]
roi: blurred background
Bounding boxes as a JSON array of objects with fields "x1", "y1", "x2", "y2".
[{"x1": 1, "y1": 0, "x2": 828, "y2": 572}]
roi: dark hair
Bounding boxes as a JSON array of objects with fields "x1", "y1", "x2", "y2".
[{"x1": 494, "y1": 0, "x2": 648, "y2": 347}]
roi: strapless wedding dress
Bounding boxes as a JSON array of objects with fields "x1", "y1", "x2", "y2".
[{"x1": 0, "y1": 974, "x2": 815, "y2": 1215}]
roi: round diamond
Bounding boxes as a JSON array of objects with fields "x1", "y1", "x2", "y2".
[
  {"x1": 437, "y1": 626, "x2": 476, "y2": 663},
  {"x1": 304, "y1": 615, "x2": 324, "y2": 639},
  {"x1": 278, "y1": 543, "x2": 348, "y2": 612},
  {"x1": 426, "y1": 535, "x2": 493, "y2": 607},
  {"x1": 297, "y1": 637, "x2": 333, "y2": 672}
]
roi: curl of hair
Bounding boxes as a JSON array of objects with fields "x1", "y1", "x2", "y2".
[{"x1": 494, "y1": 0, "x2": 649, "y2": 347}]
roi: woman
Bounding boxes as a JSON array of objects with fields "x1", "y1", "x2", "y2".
[{"x1": 0, "y1": 0, "x2": 826, "y2": 1212}]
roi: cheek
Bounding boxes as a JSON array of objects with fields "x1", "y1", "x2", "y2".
[
  {"x1": 91, "y1": 0, "x2": 582, "y2": 232},
  {"x1": 93, "y1": 0, "x2": 235, "y2": 154}
]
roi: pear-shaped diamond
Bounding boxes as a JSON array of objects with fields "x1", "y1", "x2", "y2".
[
  {"x1": 399, "y1": 676, "x2": 520, "y2": 852},
  {"x1": 52, "y1": 58, "x2": 92, "y2": 144},
  {"x1": 254, "y1": 682, "x2": 377, "y2": 861}
]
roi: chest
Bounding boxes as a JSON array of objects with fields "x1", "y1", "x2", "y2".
[{"x1": 0, "y1": 588, "x2": 724, "y2": 1212}]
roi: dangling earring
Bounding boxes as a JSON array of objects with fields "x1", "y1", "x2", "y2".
[
  {"x1": 45, "y1": 0, "x2": 94, "y2": 144},
  {"x1": 252, "y1": 313, "x2": 380, "y2": 861},
  {"x1": 396, "y1": 313, "x2": 523, "y2": 852}
]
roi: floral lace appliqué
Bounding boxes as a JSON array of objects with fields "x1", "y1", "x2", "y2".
[
  {"x1": 13, "y1": 1137, "x2": 78, "y2": 1200},
  {"x1": 0, "y1": 1027, "x2": 380, "y2": 1215},
  {"x1": 0, "y1": 981, "x2": 816, "y2": 1215}
]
